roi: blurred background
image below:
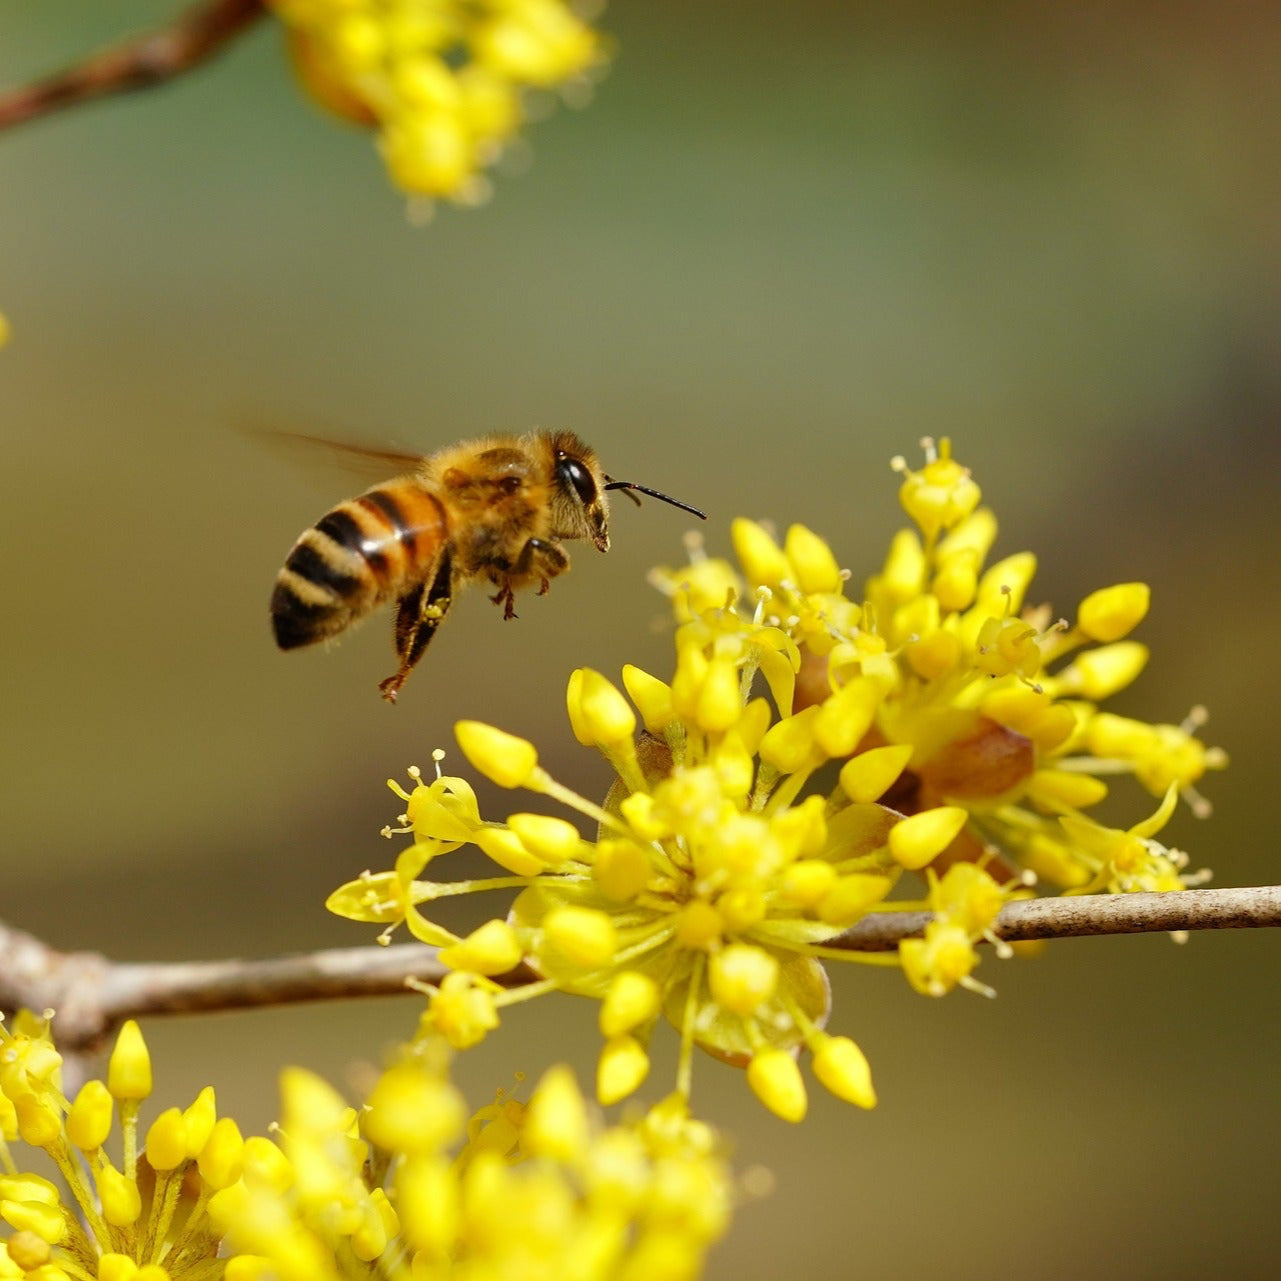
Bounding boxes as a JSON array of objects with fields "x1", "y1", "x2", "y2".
[{"x1": 2, "y1": 2, "x2": 1279, "y2": 1277}]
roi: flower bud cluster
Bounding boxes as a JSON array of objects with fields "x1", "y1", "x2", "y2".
[
  {"x1": 0, "y1": 1013, "x2": 237, "y2": 1281},
  {"x1": 269, "y1": 0, "x2": 607, "y2": 203},
  {"x1": 329, "y1": 438, "x2": 1224, "y2": 1121}
]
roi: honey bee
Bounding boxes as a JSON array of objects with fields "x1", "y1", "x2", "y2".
[{"x1": 270, "y1": 429, "x2": 705, "y2": 702}]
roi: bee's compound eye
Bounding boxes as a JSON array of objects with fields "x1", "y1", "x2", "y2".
[{"x1": 558, "y1": 454, "x2": 597, "y2": 505}]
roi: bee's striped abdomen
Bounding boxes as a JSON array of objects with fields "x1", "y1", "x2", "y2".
[{"x1": 271, "y1": 481, "x2": 447, "y2": 650}]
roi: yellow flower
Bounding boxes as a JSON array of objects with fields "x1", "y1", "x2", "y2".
[
  {"x1": 0, "y1": 1013, "x2": 236, "y2": 1279},
  {"x1": 268, "y1": 0, "x2": 609, "y2": 204},
  {"x1": 329, "y1": 438, "x2": 1223, "y2": 1120},
  {"x1": 213, "y1": 1054, "x2": 732, "y2": 1281}
]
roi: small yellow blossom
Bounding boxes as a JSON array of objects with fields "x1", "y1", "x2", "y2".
[{"x1": 268, "y1": 0, "x2": 609, "y2": 204}]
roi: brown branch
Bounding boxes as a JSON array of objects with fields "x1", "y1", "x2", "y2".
[
  {"x1": 0, "y1": 0, "x2": 267, "y2": 132},
  {"x1": 826, "y1": 884, "x2": 1281, "y2": 952},
  {"x1": 2, "y1": 885, "x2": 1277, "y2": 1054}
]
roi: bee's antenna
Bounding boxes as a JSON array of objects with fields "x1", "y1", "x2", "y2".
[{"x1": 604, "y1": 477, "x2": 707, "y2": 520}]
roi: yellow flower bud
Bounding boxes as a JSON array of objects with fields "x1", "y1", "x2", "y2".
[
  {"x1": 710, "y1": 887, "x2": 760, "y2": 935},
  {"x1": 523, "y1": 1066, "x2": 588, "y2": 1162},
  {"x1": 197, "y1": 1117, "x2": 245, "y2": 1190},
  {"x1": 543, "y1": 906, "x2": 618, "y2": 968},
  {"x1": 812, "y1": 677, "x2": 880, "y2": 758},
  {"x1": 144, "y1": 1107, "x2": 188, "y2": 1171},
  {"x1": 746, "y1": 1048, "x2": 807, "y2": 1123},
  {"x1": 670, "y1": 642, "x2": 709, "y2": 722},
  {"x1": 877, "y1": 527, "x2": 927, "y2": 601},
  {"x1": 673, "y1": 900, "x2": 723, "y2": 950},
  {"x1": 906, "y1": 629, "x2": 963, "y2": 680},
  {"x1": 0, "y1": 1175, "x2": 58, "y2": 1206},
  {"x1": 5, "y1": 1230, "x2": 51, "y2": 1271},
  {"x1": 1063, "y1": 642, "x2": 1150, "y2": 700},
  {"x1": 182, "y1": 1086, "x2": 217, "y2": 1158},
  {"x1": 817, "y1": 874, "x2": 894, "y2": 926},
  {"x1": 13, "y1": 1095, "x2": 60, "y2": 1149},
  {"x1": 600, "y1": 971, "x2": 661, "y2": 1037},
  {"x1": 780, "y1": 858, "x2": 838, "y2": 907},
  {"x1": 974, "y1": 551, "x2": 1037, "y2": 617},
  {"x1": 454, "y1": 720, "x2": 539, "y2": 789},
  {"x1": 839, "y1": 744, "x2": 913, "y2": 804},
  {"x1": 107, "y1": 1020, "x2": 151, "y2": 1102},
  {"x1": 888, "y1": 806, "x2": 968, "y2": 870},
  {"x1": 811, "y1": 1034, "x2": 877, "y2": 1108},
  {"x1": 621, "y1": 664, "x2": 675, "y2": 734},
  {"x1": 396, "y1": 1154, "x2": 459, "y2": 1256},
  {"x1": 98, "y1": 1254, "x2": 141, "y2": 1281},
  {"x1": 363, "y1": 1062, "x2": 465, "y2": 1155},
  {"x1": 597, "y1": 1035, "x2": 650, "y2": 1105},
  {"x1": 758, "y1": 707, "x2": 821, "y2": 774},
  {"x1": 241, "y1": 1135, "x2": 293, "y2": 1193},
  {"x1": 65, "y1": 1079, "x2": 112, "y2": 1151},
  {"x1": 594, "y1": 839, "x2": 652, "y2": 902},
  {"x1": 619, "y1": 791, "x2": 668, "y2": 841},
  {"x1": 1077, "y1": 582, "x2": 1150, "y2": 642},
  {"x1": 574, "y1": 668, "x2": 637, "y2": 745},
  {"x1": 507, "y1": 813, "x2": 582, "y2": 864},
  {"x1": 380, "y1": 113, "x2": 476, "y2": 200},
  {"x1": 709, "y1": 944, "x2": 779, "y2": 1015},
  {"x1": 731, "y1": 518, "x2": 789, "y2": 587},
  {"x1": 932, "y1": 550, "x2": 979, "y2": 611},
  {"x1": 474, "y1": 825, "x2": 545, "y2": 876},
  {"x1": 2, "y1": 1197, "x2": 66, "y2": 1243},
  {"x1": 695, "y1": 656, "x2": 743, "y2": 733},
  {"x1": 565, "y1": 667, "x2": 592, "y2": 745},
  {"x1": 437, "y1": 919, "x2": 522, "y2": 976},
  {"x1": 1026, "y1": 768, "x2": 1108, "y2": 810},
  {"x1": 96, "y1": 1163, "x2": 142, "y2": 1227},
  {"x1": 351, "y1": 1189, "x2": 393, "y2": 1261},
  {"x1": 782, "y1": 523, "x2": 841, "y2": 593}
]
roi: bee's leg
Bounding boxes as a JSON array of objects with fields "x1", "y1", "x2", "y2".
[
  {"x1": 516, "y1": 538, "x2": 570, "y2": 585},
  {"x1": 379, "y1": 552, "x2": 454, "y2": 703},
  {"x1": 489, "y1": 582, "x2": 518, "y2": 619}
]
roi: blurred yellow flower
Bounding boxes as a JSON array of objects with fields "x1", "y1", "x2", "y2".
[
  {"x1": 214, "y1": 1054, "x2": 732, "y2": 1281},
  {"x1": 268, "y1": 0, "x2": 609, "y2": 205}
]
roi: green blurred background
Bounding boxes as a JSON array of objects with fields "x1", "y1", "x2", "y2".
[{"x1": 3, "y1": 2, "x2": 1279, "y2": 1276}]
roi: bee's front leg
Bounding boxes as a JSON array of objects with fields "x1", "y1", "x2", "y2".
[
  {"x1": 515, "y1": 537, "x2": 570, "y2": 584},
  {"x1": 491, "y1": 538, "x2": 571, "y2": 619}
]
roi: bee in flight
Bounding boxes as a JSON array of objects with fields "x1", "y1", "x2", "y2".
[{"x1": 270, "y1": 429, "x2": 706, "y2": 702}]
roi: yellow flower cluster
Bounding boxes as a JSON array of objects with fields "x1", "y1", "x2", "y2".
[
  {"x1": 328, "y1": 438, "x2": 1224, "y2": 1121},
  {"x1": 215, "y1": 1053, "x2": 730, "y2": 1281},
  {"x1": 1, "y1": 1014, "x2": 730, "y2": 1281},
  {"x1": 0, "y1": 1012, "x2": 237, "y2": 1281},
  {"x1": 268, "y1": 0, "x2": 607, "y2": 203}
]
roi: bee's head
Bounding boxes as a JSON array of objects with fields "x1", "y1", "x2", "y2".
[
  {"x1": 548, "y1": 432, "x2": 611, "y2": 551},
  {"x1": 543, "y1": 430, "x2": 707, "y2": 553}
]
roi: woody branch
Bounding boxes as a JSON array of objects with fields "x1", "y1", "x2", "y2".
[
  {"x1": 2, "y1": 885, "x2": 1278, "y2": 1055},
  {"x1": 0, "y1": 0, "x2": 266, "y2": 132}
]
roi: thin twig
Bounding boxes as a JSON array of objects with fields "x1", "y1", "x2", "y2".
[
  {"x1": 825, "y1": 884, "x2": 1281, "y2": 952},
  {"x1": 2, "y1": 885, "x2": 1277, "y2": 1053},
  {"x1": 0, "y1": 0, "x2": 267, "y2": 132}
]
